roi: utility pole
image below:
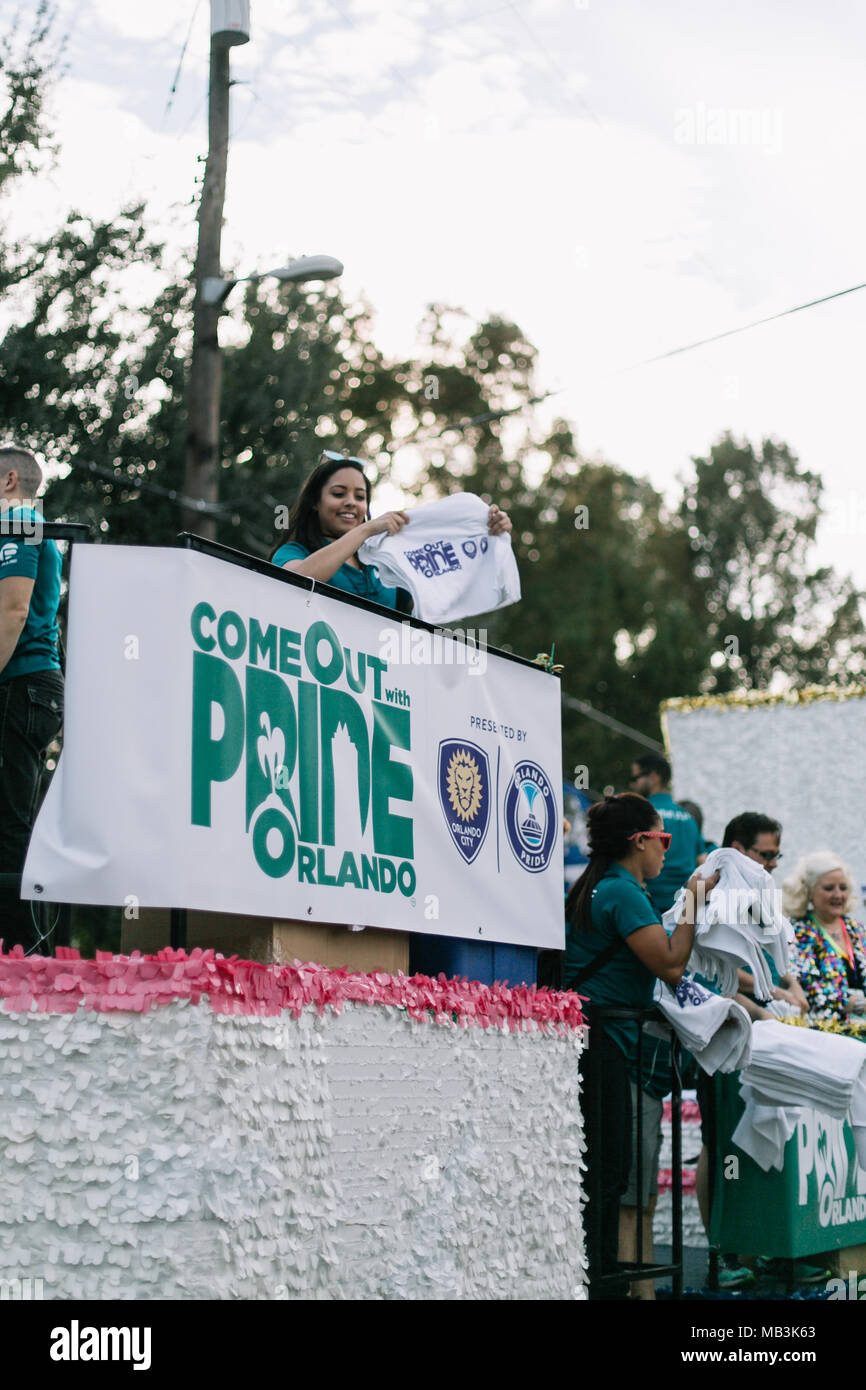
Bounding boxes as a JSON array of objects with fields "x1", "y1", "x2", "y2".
[{"x1": 183, "y1": 4, "x2": 249, "y2": 539}]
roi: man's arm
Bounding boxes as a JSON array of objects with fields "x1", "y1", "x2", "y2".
[
  {"x1": 0, "y1": 575, "x2": 34, "y2": 674},
  {"x1": 772, "y1": 974, "x2": 809, "y2": 1013},
  {"x1": 734, "y1": 991, "x2": 774, "y2": 1022},
  {"x1": 737, "y1": 964, "x2": 807, "y2": 1013}
]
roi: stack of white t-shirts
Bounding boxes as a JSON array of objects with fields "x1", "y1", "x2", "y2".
[
  {"x1": 357, "y1": 492, "x2": 521, "y2": 624},
  {"x1": 731, "y1": 1097, "x2": 801, "y2": 1173},
  {"x1": 766, "y1": 997, "x2": 802, "y2": 1020},
  {"x1": 653, "y1": 975, "x2": 752, "y2": 1074},
  {"x1": 733, "y1": 1019, "x2": 866, "y2": 1171},
  {"x1": 663, "y1": 847, "x2": 790, "y2": 1001}
]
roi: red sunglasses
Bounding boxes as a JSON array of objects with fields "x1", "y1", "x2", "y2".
[{"x1": 628, "y1": 830, "x2": 672, "y2": 850}]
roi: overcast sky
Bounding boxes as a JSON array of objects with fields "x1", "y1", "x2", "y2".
[{"x1": 11, "y1": 0, "x2": 866, "y2": 588}]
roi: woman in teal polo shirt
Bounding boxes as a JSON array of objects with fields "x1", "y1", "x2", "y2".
[
  {"x1": 270, "y1": 450, "x2": 511, "y2": 610},
  {"x1": 564, "y1": 792, "x2": 716, "y2": 1296}
]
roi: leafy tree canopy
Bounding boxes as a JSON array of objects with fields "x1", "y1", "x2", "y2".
[{"x1": 1, "y1": 10, "x2": 864, "y2": 803}]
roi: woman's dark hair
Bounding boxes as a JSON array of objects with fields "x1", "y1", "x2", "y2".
[
  {"x1": 565, "y1": 793, "x2": 660, "y2": 932},
  {"x1": 268, "y1": 455, "x2": 371, "y2": 561}
]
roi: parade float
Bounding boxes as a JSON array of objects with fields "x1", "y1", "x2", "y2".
[{"x1": 1, "y1": 540, "x2": 586, "y2": 1300}]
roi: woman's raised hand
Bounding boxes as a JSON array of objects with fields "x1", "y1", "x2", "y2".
[
  {"x1": 686, "y1": 868, "x2": 719, "y2": 908},
  {"x1": 488, "y1": 503, "x2": 512, "y2": 536},
  {"x1": 364, "y1": 510, "x2": 410, "y2": 538}
]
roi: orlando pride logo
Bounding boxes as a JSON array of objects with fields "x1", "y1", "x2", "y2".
[
  {"x1": 504, "y1": 760, "x2": 557, "y2": 873},
  {"x1": 438, "y1": 740, "x2": 490, "y2": 864}
]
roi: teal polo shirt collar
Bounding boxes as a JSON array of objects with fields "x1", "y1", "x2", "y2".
[{"x1": 600, "y1": 860, "x2": 655, "y2": 897}]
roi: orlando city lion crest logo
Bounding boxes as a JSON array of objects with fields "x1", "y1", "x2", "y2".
[{"x1": 437, "y1": 739, "x2": 490, "y2": 864}]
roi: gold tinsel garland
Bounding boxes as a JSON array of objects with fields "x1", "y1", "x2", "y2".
[
  {"x1": 659, "y1": 683, "x2": 866, "y2": 754},
  {"x1": 660, "y1": 683, "x2": 866, "y2": 717},
  {"x1": 778, "y1": 1014, "x2": 866, "y2": 1042}
]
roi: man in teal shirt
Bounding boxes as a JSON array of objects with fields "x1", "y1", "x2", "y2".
[
  {"x1": 628, "y1": 754, "x2": 706, "y2": 915},
  {"x1": 0, "y1": 444, "x2": 63, "y2": 950}
]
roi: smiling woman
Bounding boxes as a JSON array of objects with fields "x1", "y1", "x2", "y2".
[
  {"x1": 269, "y1": 452, "x2": 411, "y2": 610},
  {"x1": 269, "y1": 450, "x2": 512, "y2": 612},
  {"x1": 783, "y1": 851, "x2": 866, "y2": 1024}
]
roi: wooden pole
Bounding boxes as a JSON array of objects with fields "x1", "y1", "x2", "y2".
[{"x1": 183, "y1": 37, "x2": 231, "y2": 539}]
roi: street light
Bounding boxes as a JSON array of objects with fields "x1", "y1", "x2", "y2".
[{"x1": 202, "y1": 254, "x2": 344, "y2": 307}]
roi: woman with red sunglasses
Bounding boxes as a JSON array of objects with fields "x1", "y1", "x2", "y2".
[{"x1": 564, "y1": 792, "x2": 717, "y2": 1298}]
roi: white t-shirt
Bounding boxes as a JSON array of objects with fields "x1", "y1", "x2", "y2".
[{"x1": 357, "y1": 492, "x2": 521, "y2": 624}]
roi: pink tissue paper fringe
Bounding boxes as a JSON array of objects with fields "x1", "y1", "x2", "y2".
[{"x1": 0, "y1": 945, "x2": 586, "y2": 1033}]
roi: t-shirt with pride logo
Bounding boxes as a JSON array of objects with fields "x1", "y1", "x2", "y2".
[{"x1": 357, "y1": 493, "x2": 521, "y2": 625}]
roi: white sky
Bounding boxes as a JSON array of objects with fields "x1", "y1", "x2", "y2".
[{"x1": 8, "y1": 0, "x2": 866, "y2": 587}]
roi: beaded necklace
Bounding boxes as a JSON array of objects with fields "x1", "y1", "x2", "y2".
[{"x1": 809, "y1": 910, "x2": 854, "y2": 965}]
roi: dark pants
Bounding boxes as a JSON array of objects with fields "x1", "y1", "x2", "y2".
[
  {"x1": 581, "y1": 1026, "x2": 633, "y2": 1298},
  {"x1": 0, "y1": 669, "x2": 64, "y2": 949}
]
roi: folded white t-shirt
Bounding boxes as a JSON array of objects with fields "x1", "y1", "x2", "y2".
[
  {"x1": 654, "y1": 975, "x2": 752, "y2": 1074},
  {"x1": 358, "y1": 492, "x2": 521, "y2": 624},
  {"x1": 733, "y1": 1019, "x2": 866, "y2": 1170}
]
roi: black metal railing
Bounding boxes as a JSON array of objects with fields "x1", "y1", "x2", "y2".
[{"x1": 584, "y1": 1003, "x2": 684, "y2": 1300}]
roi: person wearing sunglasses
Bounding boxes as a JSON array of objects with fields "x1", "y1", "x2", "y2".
[
  {"x1": 563, "y1": 792, "x2": 718, "y2": 1297},
  {"x1": 722, "y1": 811, "x2": 805, "y2": 1016},
  {"x1": 694, "y1": 811, "x2": 817, "y2": 1291},
  {"x1": 269, "y1": 450, "x2": 511, "y2": 611}
]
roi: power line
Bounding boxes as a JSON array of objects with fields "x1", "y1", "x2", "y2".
[
  {"x1": 427, "y1": 1, "x2": 520, "y2": 35},
  {"x1": 562, "y1": 693, "x2": 664, "y2": 752},
  {"x1": 436, "y1": 277, "x2": 866, "y2": 434},
  {"x1": 501, "y1": 0, "x2": 603, "y2": 129},
  {"x1": 63, "y1": 456, "x2": 251, "y2": 523},
  {"x1": 621, "y1": 279, "x2": 866, "y2": 371},
  {"x1": 439, "y1": 389, "x2": 561, "y2": 436},
  {"x1": 163, "y1": 0, "x2": 203, "y2": 125}
]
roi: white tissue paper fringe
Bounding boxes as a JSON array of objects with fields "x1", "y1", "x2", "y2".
[{"x1": 0, "y1": 999, "x2": 587, "y2": 1300}]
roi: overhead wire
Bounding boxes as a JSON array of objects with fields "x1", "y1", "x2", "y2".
[
  {"x1": 438, "y1": 276, "x2": 866, "y2": 433},
  {"x1": 561, "y1": 694, "x2": 665, "y2": 753},
  {"x1": 162, "y1": 0, "x2": 203, "y2": 126},
  {"x1": 501, "y1": 0, "x2": 603, "y2": 128},
  {"x1": 620, "y1": 280, "x2": 866, "y2": 371}
]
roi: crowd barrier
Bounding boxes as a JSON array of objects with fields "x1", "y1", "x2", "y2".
[{"x1": 584, "y1": 1005, "x2": 684, "y2": 1300}]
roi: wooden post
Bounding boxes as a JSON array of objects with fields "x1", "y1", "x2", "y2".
[{"x1": 183, "y1": 36, "x2": 231, "y2": 539}]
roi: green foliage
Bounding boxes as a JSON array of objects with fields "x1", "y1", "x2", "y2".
[
  {"x1": 0, "y1": 0, "x2": 60, "y2": 199},
  {"x1": 0, "y1": 15, "x2": 864, "y2": 812},
  {"x1": 680, "y1": 434, "x2": 866, "y2": 689},
  {"x1": 0, "y1": 204, "x2": 179, "y2": 540},
  {"x1": 216, "y1": 284, "x2": 408, "y2": 552}
]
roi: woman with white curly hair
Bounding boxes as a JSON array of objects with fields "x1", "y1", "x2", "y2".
[{"x1": 782, "y1": 852, "x2": 866, "y2": 1023}]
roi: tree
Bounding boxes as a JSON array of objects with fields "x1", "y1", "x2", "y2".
[
  {"x1": 4, "y1": 7, "x2": 864, "y2": 806},
  {"x1": 0, "y1": 0, "x2": 59, "y2": 203},
  {"x1": 0, "y1": 205, "x2": 178, "y2": 539},
  {"x1": 472, "y1": 425, "x2": 714, "y2": 793},
  {"x1": 680, "y1": 433, "x2": 866, "y2": 689}
]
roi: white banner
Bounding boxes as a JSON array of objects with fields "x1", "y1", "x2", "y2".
[{"x1": 23, "y1": 547, "x2": 564, "y2": 947}]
